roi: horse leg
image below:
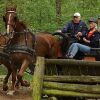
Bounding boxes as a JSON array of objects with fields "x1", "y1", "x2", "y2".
[
  {"x1": 29, "y1": 63, "x2": 35, "y2": 75},
  {"x1": 7, "y1": 63, "x2": 17, "y2": 95},
  {"x1": 16, "y1": 59, "x2": 30, "y2": 87},
  {"x1": 11, "y1": 67, "x2": 17, "y2": 90},
  {"x1": 3, "y1": 67, "x2": 11, "y2": 91}
]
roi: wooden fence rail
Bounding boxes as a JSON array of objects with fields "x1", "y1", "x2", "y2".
[
  {"x1": 32, "y1": 57, "x2": 100, "y2": 100},
  {"x1": 44, "y1": 75, "x2": 100, "y2": 83},
  {"x1": 46, "y1": 59, "x2": 100, "y2": 67}
]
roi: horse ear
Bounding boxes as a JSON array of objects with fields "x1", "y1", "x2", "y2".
[
  {"x1": 3, "y1": 16, "x2": 6, "y2": 22},
  {"x1": 14, "y1": 5, "x2": 17, "y2": 11},
  {"x1": 6, "y1": 6, "x2": 9, "y2": 11},
  {"x1": 12, "y1": 5, "x2": 17, "y2": 11}
]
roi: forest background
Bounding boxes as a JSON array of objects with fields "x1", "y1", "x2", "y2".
[{"x1": 0, "y1": 0, "x2": 100, "y2": 33}]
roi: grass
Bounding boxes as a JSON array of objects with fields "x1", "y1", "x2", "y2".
[
  {"x1": 0, "y1": 65, "x2": 7, "y2": 75},
  {"x1": 23, "y1": 71, "x2": 33, "y2": 82}
]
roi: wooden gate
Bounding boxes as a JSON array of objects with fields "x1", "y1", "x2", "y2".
[{"x1": 33, "y1": 57, "x2": 100, "y2": 100}]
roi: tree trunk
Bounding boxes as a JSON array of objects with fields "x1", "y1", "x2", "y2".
[{"x1": 56, "y1": 0, "x2": 62, "y2": 28}]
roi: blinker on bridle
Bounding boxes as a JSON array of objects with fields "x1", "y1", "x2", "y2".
[{"x1": 6, "y1": 10, "x2": 17, "y2": 37}]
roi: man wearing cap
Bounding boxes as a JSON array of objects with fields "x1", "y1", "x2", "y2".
[
  {"x1": 66, "y1": 17, "x2": 100, "y2": 59},
  {"x1": 62, "y1": 12, "x2": 88, "y2": 44}
]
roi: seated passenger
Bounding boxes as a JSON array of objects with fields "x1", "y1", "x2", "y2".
[
  {"x1": 97, "y1": 16, "x2": 100, "y2": 32},
  {"x1": 66, "y1": 17, "x2": 100, "y2": 59},
  {"x1": 61, "y1": 12, "x2": 88, "y2": 44}
]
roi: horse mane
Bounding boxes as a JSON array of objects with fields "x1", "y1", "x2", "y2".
[{"x1": 18, "y1": 21, "x2": 27, "y2": 29}]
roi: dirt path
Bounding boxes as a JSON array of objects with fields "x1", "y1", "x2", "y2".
[
  {"x1": 0, "y1": 85, "x2": 32, "y2": 100},
  {"x1": 0, "y1": 75, "x2": 32, "y2": 100}
]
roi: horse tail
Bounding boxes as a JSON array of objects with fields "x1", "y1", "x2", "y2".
[{"x1": 52, "y1": 32, "x2": 70, "y2": 56}]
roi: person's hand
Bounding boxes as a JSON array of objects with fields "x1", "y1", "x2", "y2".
[
  {"x1": 77, "y1": 32, "x2": 82, "y2": 36},
  {"x1": 55, "y1": 30, "x2": 62, "y2": 33},
  {"x1": 75, "y1": 32, "x2": 82, "y2": 40},
  {"x1": 83, "y1": 37, "x2": 90, "y2": 43},
  {"x1": 75, "y1": 34, "x2": 80, "y2": 40}
]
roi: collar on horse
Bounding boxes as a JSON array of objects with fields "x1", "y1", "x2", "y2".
[
  {"x1": 0, "y1": 51, "x2": 9, "y2": 61},
  {"x1": 6, "y1": 44, "x2": 35, "y2": 56},
  {"x1": 6, "y1": 29, "x2": 36, "y2": 56}
]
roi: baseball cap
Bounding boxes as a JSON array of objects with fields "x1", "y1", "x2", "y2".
[
  {"x1": 74, "y1": 12, "x2": 81, "y2": 17},
  {"x1": 88, "y1": 17, "x2": 96, "y2": 23}
]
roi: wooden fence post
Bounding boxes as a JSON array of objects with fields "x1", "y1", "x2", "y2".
[{"x1": 33, "y1": 57, "x2": 45, "y2": 100}]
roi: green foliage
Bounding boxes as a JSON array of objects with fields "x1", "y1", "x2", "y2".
[
  {"x1": 0, "y1": 65, "x2": 7, "y2": 75},
  {"x1": 0, "y1": 0, "x2": 100, "y2": 32}
]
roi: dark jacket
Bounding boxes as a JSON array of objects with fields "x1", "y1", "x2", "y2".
[
  {"x1": 83, "y1": 30, "x2": 100, "y2": 48},
  {"x1": 61, "y1": 20, "x2": 88, "y2": 43}
]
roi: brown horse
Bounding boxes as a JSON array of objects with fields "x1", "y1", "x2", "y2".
[
  {"x1": 3, "y1": 6, "x2": 69, "y2": 95},
  {"x1": 0, "y1": 33, "x2": 12, "y2": 91},
  {"x1": 0, "y1": 33, "x2": 27, "y2": 94}
]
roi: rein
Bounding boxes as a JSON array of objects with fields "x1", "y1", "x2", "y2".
[{"x1": 24, "y1": 30, "x2": 28, "y2": 46}]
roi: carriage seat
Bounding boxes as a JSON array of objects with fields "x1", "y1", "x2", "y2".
[
  {"x1": 84, "y1": 50, "x2": 99, "y2": 61},
  {"x1": 84, "y1": 39, "x2": 100, "y2": 61}
]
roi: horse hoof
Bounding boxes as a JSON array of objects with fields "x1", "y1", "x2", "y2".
[
  {"x1": 3, "y1": 85, "x2": 8, "y2": 91},
  {"x1": 7, "y1": 90, "x2": 15, "y2": 96},
  {"x1": 21, "y1": 80, "x2": 30, "y2": 87},
  {"x1": 15, "y1": 85, "x2": 20, "y2": 89}
]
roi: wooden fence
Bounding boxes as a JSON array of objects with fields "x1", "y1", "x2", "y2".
[{"x1": 33, "y1": 57, "x2": 100, "y2": 100}]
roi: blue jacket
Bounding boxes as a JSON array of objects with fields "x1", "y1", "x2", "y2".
[{"x1": 62, "y1": 20, "x2": 88, "y2": 43}]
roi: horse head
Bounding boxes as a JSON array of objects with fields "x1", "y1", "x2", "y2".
[{"x1": 3, "y1": 5, "x2": 18, "y2": 37}]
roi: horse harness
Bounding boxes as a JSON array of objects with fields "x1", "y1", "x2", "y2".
[
  {"x1": 0, "y1": 34, "x2": 10, "y2": 62},
  {"x1": 5, "y1": 30, "x2": 36, "y2": 57}
]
